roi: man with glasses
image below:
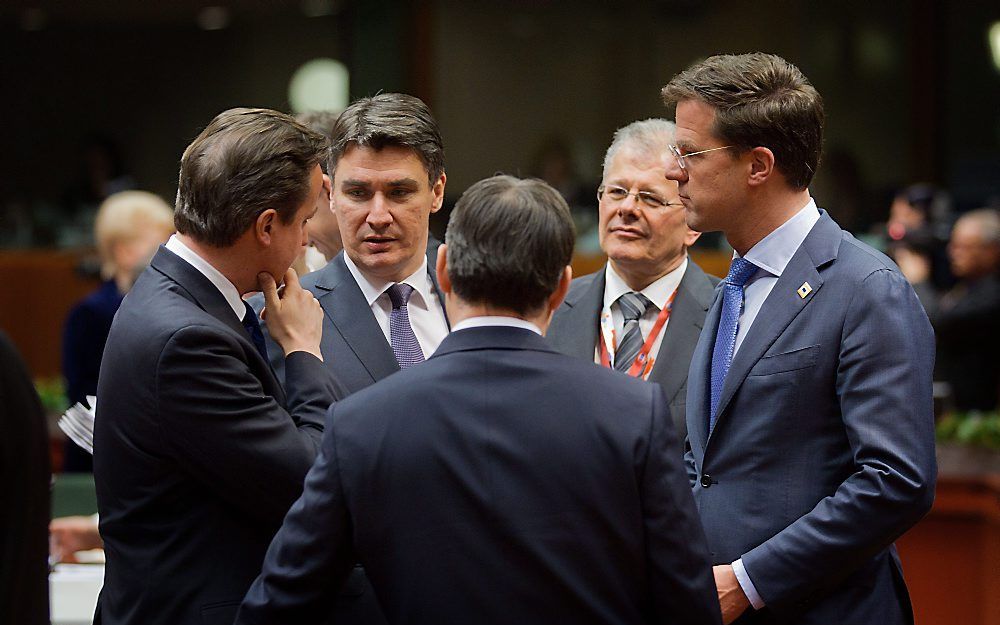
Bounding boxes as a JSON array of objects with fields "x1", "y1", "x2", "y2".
[
  {"x1": 663, "y1": 53, "x2": 936, "y2": 625},
  {"x1": 548, "y1": 119, "x2": 719, "y2": 447}
]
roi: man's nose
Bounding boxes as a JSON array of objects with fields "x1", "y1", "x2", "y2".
[
  {"x1": 367, "y1": 195, "x2": 393, "y2": 228},
  {"x1": 664, "y1": 158, "x2": 687, "y2": 182}
]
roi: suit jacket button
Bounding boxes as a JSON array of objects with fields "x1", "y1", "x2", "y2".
[{"x1": 700, "y1": 474, "x2": 713, "y2": 488}]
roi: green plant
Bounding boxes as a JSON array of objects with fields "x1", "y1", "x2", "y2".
[
  {"x1": 936, "y1": 411, "x2": 1000, "y2": 450},
  {"x1": 34, "y1": 376, "x2": 68, "y2": 415}
]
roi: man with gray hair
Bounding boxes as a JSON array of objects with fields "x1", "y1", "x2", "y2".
[
  {"x1": 935, "y1": 208, "x2": 1000, "y2": 411},
  {"x1": 548, "y1": 119, "x2": 719, "y2": 444},
  {"x1": 237, "y1": 174, "x2": 721, "y2": 625}
]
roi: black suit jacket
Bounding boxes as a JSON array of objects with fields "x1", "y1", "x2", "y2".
[
  {"x1": 547, "y1": 260, "x2": 718, "y2": 445},
  {"x1": 237, "y1": 325, "x2": 721, "y2": 625},
  {"x1": 0, "y1": 331, "x2": 50, "y2": 625},
  {"x1": 93, "y1": 247, "x2": 342, "y2": 625}
]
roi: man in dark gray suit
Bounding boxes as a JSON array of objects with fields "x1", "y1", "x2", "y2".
[
  {"x1": 548, "y1": 119, "x2": 718, "y2": 443},
  {"x1": 256, "y1": 93, "x2": 449, "y2": 624},
  {"x1": 663, "y1": 53, "x2": 936, "y2": 624},
  {"x1": 260, "y1": 93, "x2": 448, "y2": 395},
  {"x1": 236, "y1": 175, "x2": 721, "y2": 625}
]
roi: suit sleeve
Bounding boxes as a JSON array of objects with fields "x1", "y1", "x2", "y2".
[
  {"x1": 641, "y1": 386, "x2": 722, "y2": 625},
  {"x1": 156, "y1": 324, "x2": 335, "y2": 528},
  {"x1": 236, "y1": 403, "x2": 356, "y2": 625},
  {"x1": 741, "y1": 268, "x2": 937, "y2": 610}
]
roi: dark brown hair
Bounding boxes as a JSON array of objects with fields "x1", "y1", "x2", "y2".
[
  {"x1": 662, "y1": 53, "x2": 824, "y2": 189},
  {"x1": 174, "y1": 107, "x2": 329, "y2": 247},
  {"x1": 329, "y1": 93, "x2": 444, "y2": 185},
  {"x1": 445, "y1": 175, "x2": 575, "y2": 315}
]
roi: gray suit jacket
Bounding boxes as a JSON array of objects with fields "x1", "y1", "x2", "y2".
[
  {"x1": 547, "y1": 259, "x2": 718, "y2": 446},
  {"x1": 686, "y1": 211, "x2": 936, "y2": 625},
  {"x1": 256, "y1": 242, "x2": 447, "y2": 394}
]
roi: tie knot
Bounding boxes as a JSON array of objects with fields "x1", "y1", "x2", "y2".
[
  {"x1": 387, "y1": 283, "x2": 415, "y2": 309},
  {"x1": 617, "y1": 291, "x2": 652, "y2": 323},
  {"x1": 726, "y1": 257, "x2": 758, "y2": 288}
]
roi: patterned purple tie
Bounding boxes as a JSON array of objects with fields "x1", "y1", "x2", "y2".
[
  {"x1": 709, "y1": 257, "x2": 758, "y2": 429},
  {"x1": 387, "y1": 283, "x2": 425, "y2": 369}
]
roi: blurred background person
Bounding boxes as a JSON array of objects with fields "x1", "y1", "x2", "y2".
[
  {"x1": 295, "y1": 110, "x2": 344, "y2": 274},
  {"x1": 888, "y1": 230, "x2": 940, "y2": 316},
  {"x1": 886, "y1": 183, "x2": 953, "y2": 291},
  {"x1": 60, "y1": 190, "x2": 174, "y2": 471},
  {"x1": 933, "y1": 208, "x2": 1000, "y2": 412},
  {"x1": 0, "y1": 330, "x2": 50, "y2": 625}
]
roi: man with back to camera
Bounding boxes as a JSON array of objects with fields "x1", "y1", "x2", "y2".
[
  {"x1": 547, "y1": 119, "x2": 719, "y2": 446},
  {"x1": 235, "y1": 174, "x2": 722, "y2": 625},
  {"x1": 253, "y1": 92, "x2": 450, "y2": 625},
  {"x1": 93, "y1": 108, "x2": 343, "y2": 625},
  {"x1": 662, "y1": 53, "x2": 936, "y2": 624}
]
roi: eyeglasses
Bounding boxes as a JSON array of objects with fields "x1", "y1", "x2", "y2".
[
  {"x1": 667, "y1": 144, "x2": 734, "y2": 171},
  {"x1": 597, "y1": 185, "x2": 683, "y2": 210}
]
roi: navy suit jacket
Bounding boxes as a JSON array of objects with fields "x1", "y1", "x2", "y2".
[
  {"x1": 237, "y1": 326, "x2": 722, "y2": 625},
  {"x1": 686, "y1": 212, "x2": 936, "y2": 624},
  {"x1": 93, "y1": 247, "x2": 342, "y2": 625},
  {"x1": 547, "y1": 259, "x2": 718, "y2": 447}
]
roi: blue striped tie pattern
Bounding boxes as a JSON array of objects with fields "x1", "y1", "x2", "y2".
[
  {"x1": 709, "y1": 257, "x2": 758, "y2": 428},
  {"x1": 387, "y1": 283, "x2": 425, "y2": 369},
  {"x1": 615, "y1": 292, "x2": 653, "y2": 372}
]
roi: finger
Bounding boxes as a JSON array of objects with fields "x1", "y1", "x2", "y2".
[
  {"x1": 282, "y1": 267, "x2": 301, "y2": 294},
  {"x1": 259, "y1": 272, "x2": 279, "y2": 310}
]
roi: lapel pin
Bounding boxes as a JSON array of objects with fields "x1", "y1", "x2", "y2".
[{"x1": 797, "y1": 282, "x2": 813, "y2": 299}]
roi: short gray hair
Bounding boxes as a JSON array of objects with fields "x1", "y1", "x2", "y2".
[
  {"x1": 957, "y1": 208, "x2": 1000, "y2": 246},
  {"x1": 602, "y1": 118, "x2": 676, "y2": 179}
]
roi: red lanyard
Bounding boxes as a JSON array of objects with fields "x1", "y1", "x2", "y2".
[{"x1": 599, "y1": 289, "x2": 677, "y2": 379}]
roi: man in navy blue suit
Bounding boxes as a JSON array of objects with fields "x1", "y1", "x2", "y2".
[
  {"x1": 94, "y1": 108, "x2": 342, "y2": 625},
  {"x1": 236, "y1": 175, "x2": 721, "y2": 625},
  {"x1": 662, "y1": 53, "x2": 936, "y2": 624}
]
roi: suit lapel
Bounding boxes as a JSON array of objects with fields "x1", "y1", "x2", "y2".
[
  {"x1": 648, "y1": 262, "x2": 715, "y2": 402},
  {"x1": 557, "y1": 270, "x2": 606, "y2": 360},
  {"x1": 688, "y1": 285, "x2": 722, "y2": 454},
  {"x1": 150, "y1": 247, "x2": 285, "y2": 400},
  {"x1": 315, "y1": 254, "x2": 400, "y2": 382},
  {"x1": 708, "y1": 212, "x2": 842, "y2": 441}
]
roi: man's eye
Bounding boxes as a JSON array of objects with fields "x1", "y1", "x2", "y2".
[
  {"x1": 639, "y1": 193, "x2": 667, "y2": 208},
  {"x1": 607, "y1": 188, "x2": 629, "y2": 200},
  {"x1": 390, "y1": 188, "x2": 414, "y2": 199},
  {"x1": 344, "y1": 188, "x2": 369, "y2": 199}
]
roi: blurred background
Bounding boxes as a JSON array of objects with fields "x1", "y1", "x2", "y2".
[{"x1": 1, "y1": 1, "x2": 999, "y2": 623}]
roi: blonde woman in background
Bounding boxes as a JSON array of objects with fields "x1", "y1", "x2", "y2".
[{"x1": 60, "y1": 190, "x2": 174, "y2": 472}]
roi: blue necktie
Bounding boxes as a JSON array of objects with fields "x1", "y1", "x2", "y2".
[
  {"x1": 387, "y1": 283, "x2": 425, "y2": 369},
  {"x1": 242, "y1": 301, "x2": 269, "y2": 363},
  {"x1": 709, "y1": 257, "x2": 758, "y2": 428}
]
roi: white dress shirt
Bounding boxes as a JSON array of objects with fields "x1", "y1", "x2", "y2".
[
  {"x1": 452, "y1": 316, "x2": 542, "y2": 335},
  {"x1": 342, "y1": 253, "x2": 449, "y2": 359},
  {"x1": 597, "y1": 257, "x2": 688, "y2": 369},
  {"x1": 729, "y1": 197, "x2": 821, "y2": 610},
  {"x1": 165, "y1": 235, "x2": 246, "y2": 321}
]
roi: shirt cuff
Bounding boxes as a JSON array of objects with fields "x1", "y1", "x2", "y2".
[{"x1": 732, "y1": 558, "x2": 766, "y2": 610}]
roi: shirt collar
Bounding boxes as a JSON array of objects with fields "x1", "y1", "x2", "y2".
[
  {"x1": 343, "y1": 252, "x2": 434, "y2": 310},
  {"x1": 451, "y1": 316, "x2": 542, "y2": 335},
  {"x1": 740, "y1": 198, "x2": 821, "y2": 278},
  {"x1": 165, "y1": 234, "x2": 246, "y2": 320},
  {"x1": 603, "y1": 256, "x2": 688, "y2": 311}
]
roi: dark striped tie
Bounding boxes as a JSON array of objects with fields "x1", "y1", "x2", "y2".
[
  {"x1": 615, "y1": 292, "x2": 652, "y2": 372},
  {"x1": 387, "y1": 283, "x2": 425, "y2": 369}
]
